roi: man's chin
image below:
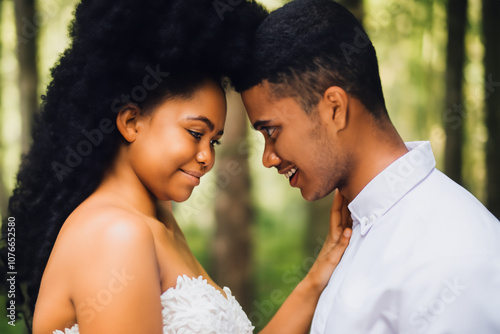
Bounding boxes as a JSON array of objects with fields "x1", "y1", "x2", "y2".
[
  {"x1": 300, "y1": 185, "x2": 336, "y2": 202},
  {"x1": 300, "y1": 188, "x2": 322, "y2": 202}
]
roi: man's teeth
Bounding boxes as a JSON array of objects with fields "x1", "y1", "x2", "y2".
[{"x1": 285, "y1": 168, "x2": 297, "y2": 179}]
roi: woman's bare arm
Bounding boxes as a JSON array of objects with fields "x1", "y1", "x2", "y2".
[
  {"x1": 259, "y1": 190, "x2": 352, "y2": 334},
  {"x1": 69, "y1": 211, "x2": 163, "y2": 334}
]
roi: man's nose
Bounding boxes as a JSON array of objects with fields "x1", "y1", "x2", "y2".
[{"x1": 262, "y1": 145, "x2": 282, "y2": 168}]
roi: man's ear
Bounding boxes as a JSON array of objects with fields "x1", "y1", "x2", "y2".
[
  {"x1": 116, "y1": 105, "x2": 142, "y2": 142},
  {"x1": 318, "y1": 86, "x2": 349, "y2": 131}
]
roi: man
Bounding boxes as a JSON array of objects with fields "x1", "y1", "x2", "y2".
[{"x1": 232, "y1": 0, "x2": 500, "y2": 333}]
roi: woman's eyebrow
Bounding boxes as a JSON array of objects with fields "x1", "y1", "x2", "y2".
[
  {"x1": 185, "y1": 116, "x2": 214, "y2": 131},
  {"x1": 185, "y1": 116, "x2": 223, "y2": 135}
]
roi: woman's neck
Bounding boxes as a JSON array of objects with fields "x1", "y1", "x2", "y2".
[{"x1": 96, "y1": 148, "x2": 158, "y2": 218}]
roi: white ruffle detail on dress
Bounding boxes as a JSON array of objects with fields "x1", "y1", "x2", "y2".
[
  {"x1": 53, "y1": 275, "x2": 254, "y2": 334},
  {"x1": 162, "y1": 275, "x2": 253, "y2": 334},
  {"x1": 53, "y1": 324, "x2": 79, "y2": 334}
]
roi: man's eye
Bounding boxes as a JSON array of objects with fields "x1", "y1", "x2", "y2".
[
  {"x1": 263, "y1": 128, "x2": 276, "y2": 138},
  {"x1": 210, "y1": 139, "x2": 221, "y2": 146},
  {"x1": 188, "y1": 130, "x2": 203, "y2": 139}
]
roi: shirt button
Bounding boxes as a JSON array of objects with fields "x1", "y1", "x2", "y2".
[
  {"x1": 360, "y1": 216, "x2": 369, "y2": 226},
  {"x1": 369, "y1": 214, "x2": 377, "y2": 223}
]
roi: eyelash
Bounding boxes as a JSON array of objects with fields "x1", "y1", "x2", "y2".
[
  {"x1": 188, "y1": 130, "x2": 221, "y2": 146},
  {"x1": 188, "y1": 130, "x2": 202, "y2": 139},
  {"x1": 262, "y1": 127, "x2": 276, "y2": 138}
]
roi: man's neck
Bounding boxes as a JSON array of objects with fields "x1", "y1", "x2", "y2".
[{"x1": 340, "y1": 125, "x2": 408, "y2": 203}]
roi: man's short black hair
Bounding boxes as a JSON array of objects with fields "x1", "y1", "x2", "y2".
[{"x1": 233, "y1": 0, "x2": 388, "y2": 117}]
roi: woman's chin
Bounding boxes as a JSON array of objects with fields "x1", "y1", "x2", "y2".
[{"x1": 166, "y1": 189, "x2": 194, "y2": 203}]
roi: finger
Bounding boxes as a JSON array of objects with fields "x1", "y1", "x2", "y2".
[
  {"x1": 329, "y1": 190, "x2": 344, "y2": 241},
  {"x1": 336, "y1": 228, "x2": 352, "y2": 251},
  {"x1": 331, "y1": 188, "x2": 343, "y2": 212},
  {"x1": 330, "y1": 189, "x2": 344, "y2": 226},
  {"x1": 341, "y1": 196, "x2": 352, "y2": 229},
  {"x1": 343, "y1": 227, "x2": 352, "y2": 239},
  {"x1": 326, "y1": 227, "x2": 352, "y2": 264}
]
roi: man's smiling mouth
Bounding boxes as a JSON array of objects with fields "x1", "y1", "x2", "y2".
[{"x1": 285, "y1": 167, "x2": 298, "y2": 180}]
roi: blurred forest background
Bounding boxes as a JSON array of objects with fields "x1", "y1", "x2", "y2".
[{"x1": 0, "y1": 0, "x2": 499, "y2": 333}]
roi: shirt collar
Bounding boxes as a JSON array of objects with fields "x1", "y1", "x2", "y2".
[{"x1": 348, "y1": 141, "x2": 436, "y2": 236}]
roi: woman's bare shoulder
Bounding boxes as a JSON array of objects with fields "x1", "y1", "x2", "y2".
[
  {"x1": 36, "y1": 198, "x2": 163, "y2": 334},
  {"x1": 65, "y1": 198, "x2": 152, "y2": 240},
  {"x1": 50, "y1": 198, "x2": 158, "y2": 276}
]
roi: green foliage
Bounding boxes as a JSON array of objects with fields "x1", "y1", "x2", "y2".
[
  {"x1": 0, "y1": 294, "x2": 29, "y2": 334},
  {"x1": 250, "y1": 208, "x2": 309, "y2": 331}
]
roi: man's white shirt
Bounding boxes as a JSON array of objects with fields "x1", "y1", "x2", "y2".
[{"x1": 310, "y1": 141, "x2": 500, "y2": 334}]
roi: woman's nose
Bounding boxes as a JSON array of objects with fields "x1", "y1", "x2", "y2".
[{"x1": 196, "y1": 144, "x2": 214, "y2": 169}]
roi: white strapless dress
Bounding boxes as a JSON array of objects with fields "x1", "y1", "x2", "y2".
[{"x1": 53, "y1": 275, "x2": 254, "y2": 334}]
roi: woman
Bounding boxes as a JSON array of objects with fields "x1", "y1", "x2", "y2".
[{"x1": 2, "y1": 0, "x2": 352, "y2": 333}]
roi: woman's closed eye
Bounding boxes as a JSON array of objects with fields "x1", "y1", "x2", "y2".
[
  {"x1": 188, "y1": 130, "x2": 203, "y2": 140},
  {"x1": 189, "y1": 130, "x2": 221, "y2": 147}
]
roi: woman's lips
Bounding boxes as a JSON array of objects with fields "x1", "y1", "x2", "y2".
[{"x1": 180, "y1": 169, "x2": 202, "y2": 186}]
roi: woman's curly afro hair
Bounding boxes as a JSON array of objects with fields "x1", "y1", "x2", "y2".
[{"x1": 1, "y1": 0, "x2": 267, "y2": 326}]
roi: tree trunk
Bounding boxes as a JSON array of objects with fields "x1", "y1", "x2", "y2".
[
  {"x1": 482, "y1": 0, "x2": 500, "y2": 219},
  {"x1": 212, "y1": 90, "x2": 253, "y2": 313},
  {"x1": 14, "y1": 0, "x2": 39, "y2": 154},
  {"x1": 443, "y1": 0, "x2": 467, "y2": 185}
]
